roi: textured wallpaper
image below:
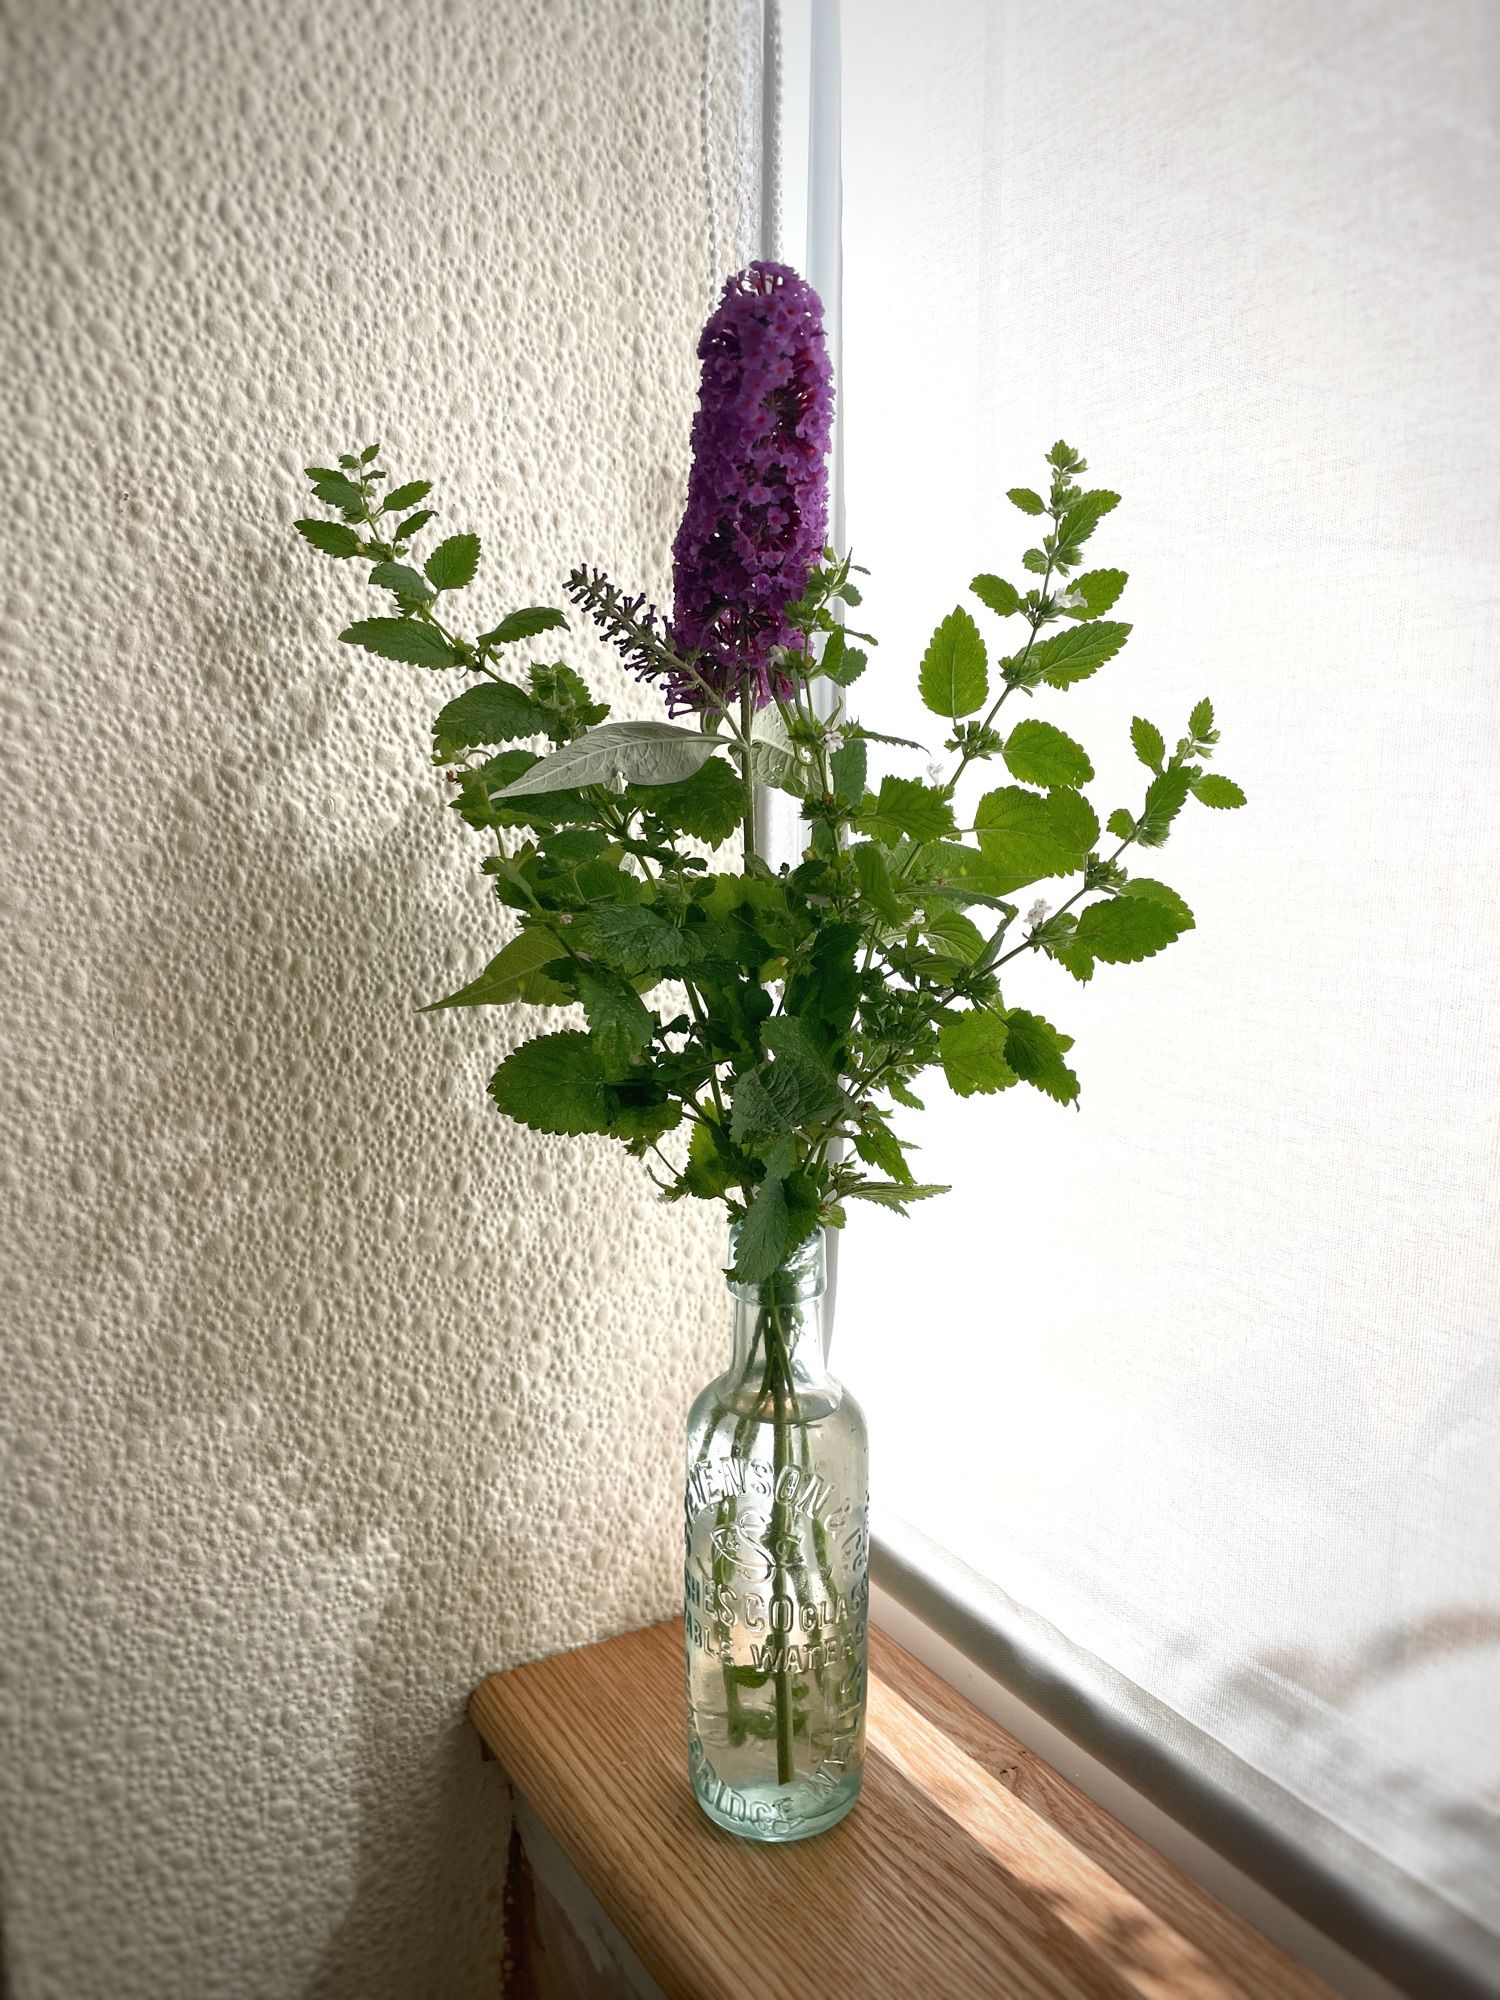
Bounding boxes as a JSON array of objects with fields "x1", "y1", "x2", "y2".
[{"x1": 0, "y1": 2, "x2": 739, "y2": 1993}]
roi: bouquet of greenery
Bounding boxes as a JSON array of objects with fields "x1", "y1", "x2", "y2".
[{"x1": 294, "y1": 262, "x2": 1242, "y2": 1288}]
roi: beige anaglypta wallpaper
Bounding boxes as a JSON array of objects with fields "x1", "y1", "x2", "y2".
[{"x1": 0, "y1": 1, "x2": 739, "y2": 1992}]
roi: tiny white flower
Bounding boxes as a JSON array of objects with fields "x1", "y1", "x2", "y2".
[
  {"x1": 1054, "y1": 588, "x2": 1084, "y2": 611},
  {"x1": 1026, "y1": 898, "x2": 1051, "y2": 927},
  {"x1": 926, "y1": 761, "x2": 944, "y2": 786}
]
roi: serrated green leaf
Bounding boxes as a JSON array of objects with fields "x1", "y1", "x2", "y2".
[
  {"x1": 730, "y1": 1025, "x2": 843, "y2": 1143},
  {"x1": 1065, "y1": 569, "x2": 1127, "y2": 621},
  {"x1": 858, "y1": 776, "x2": 957, "y2": 844},
  {"x1": 1055, "y1": 489, "x2": 1119, "y2": 548},
  {"x1": 424, "y1": 533, "x2": 480, "y2": 592},
  {"x1": 973, "y1": 786, "x2": 1093, "y2": 894},
  {"x1": 1007, "y1": 487, "x2": 1046, "y2": 516},
  {"x1": 1021, "y1": 549, "x2": 1050, "y2": 575},
  {"x1": 570, "y1": 904, "x2": 705, "y2": 976},
  {"x1": 488, "y1": 1031, "x2": 610, "y2": 1134},
  {"x1": 1192, "y1": 774, "x2": 1247, "y2": 809},
  {"x1": 626, "y1": 755, "x2": 743, "y2": 844},
  {"x1": 1074, "y1": 894, "x2": 1191, "y2": 967},
  {"x1": 939, "y1": 1011, "x2": 1017, "y2": 1098},
  {"x1": 731, "y1": 1171, "x2": 822, "y2": 1283},
  {"x1": 382, "y1": 479, "x2": 433, "y2": 513},
  {"x1": 1137, "y1": 766, "x2": 1194, "y2": 846},
  {"x1": 294, "y1": 518, "x2": 362, "y2": 558},
  {"x1": 577, "y1": 968, "x2": 654, "y2": 1069},
  {"x1": 392, "y1": 508, "x2": 436, "y2": 542},
  {"x1": 1118, "y1": 877, "x2": 1195, "y2": 927},
  {"x1": 971, "y1": 573, "x2": 1022, "y2": 618},
  {"x1": 1003, "y1": 1009, "x2": 1079, "y2": 1104},
  {"x1": 311, "y1": 474, "x2": 365, "y2": 517},
  {"x1": 1130, "y1": 717, "x2": 1165, "y2": 771},
  {"x1": 918, "y1": 606, "x2": 988, "y2": 719},
  {"x1": 682, "y1": 1120, "x2": 744, "y2": 1200},
  {"x1": 845, "y1": 1182, "x2": 949, "y2": 1213},
  {"x1": 421, "y1": 928, "x2": 571, "y2": 1010},
  {"x1": 851, "y1": 841, "x2": 907, "y2": 923},
  {"x1": 496, "y1": 720, "x2": 723, "y2": 797},
  {"x1": 432, "y1": 680, "x2": 543, "y2": 759},
  {"x1": 368, "y1": 560, "x2": 433, "y2": 602},
  {"x1": 920, "y1": 906, "x2": 987, "y2": 962},
  {"x1": 829, "y1": 733, "x2": 867, "y2": 802},
  {"x1": 1106, "y1": 808, "x2": 1136, "y2": 841},
  {"x1": 479, "y1": 606, "x2": 569, "y2": 648},
  {"x1": 851, "y1": 1120, "x2": 913, "y2": 1184},
  {"x1": 1189, "y1": 697, "x2": 1215, "y2": 739},
  {"x1": 339, "y1": 618, "x2": 460, "y2": 668},
  {"x1": 1028, "y1": 620, "x2": 1132, "y2": 688},
  {"x1": 1002, "y1": 719, "x2": 1095, "y2": 788}
]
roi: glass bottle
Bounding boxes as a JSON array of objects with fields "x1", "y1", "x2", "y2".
[{"x1": 683, "y1": 1230, "x2": 869, "y2": 1841}]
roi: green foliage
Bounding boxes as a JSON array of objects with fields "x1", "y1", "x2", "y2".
[
  {"x1": 919, "y1": 607, "x2": 988, "y2": 718},
  {"x1": 939, "y1": 1011, "x2": 1017, "y2": 1097},
  {"x1": 1002, "y1": 719, "x2": 1094, "y2": 787},
  {"x1": 292, "y1": 440, "x2": 1242, "y2": 1251},
  {"x1": 432, "y1": 681, "x2": 542, "y2": 758},
  {"x1": 340, "y1": 618, "x2": 460, "y2": 668}
]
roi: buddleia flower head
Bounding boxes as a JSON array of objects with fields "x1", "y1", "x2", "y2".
[{"x1": 667, "y1": 261, "x2": 834, "y2": 712}]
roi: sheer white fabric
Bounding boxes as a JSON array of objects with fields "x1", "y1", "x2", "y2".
[{"x1": 835, "y1": 0, "x2": 1500, "y2": 1966}]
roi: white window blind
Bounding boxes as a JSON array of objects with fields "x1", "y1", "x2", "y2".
[{"x1": 834, "y1": 1, "x2": 1500, "y2": 1983}]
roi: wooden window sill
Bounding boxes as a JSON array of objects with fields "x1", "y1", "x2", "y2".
[{"x1": 469, "y1": 1620, "x2": 1335, "y2": 2000}]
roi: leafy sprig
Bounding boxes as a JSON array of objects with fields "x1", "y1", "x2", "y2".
[{"x1": 293, "y1": 441, "x2": 1244, "y2": 1280}]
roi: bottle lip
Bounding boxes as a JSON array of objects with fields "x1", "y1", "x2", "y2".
[{"x1": 726, "y1": 1225, "x2": 826, "y2": 1301}]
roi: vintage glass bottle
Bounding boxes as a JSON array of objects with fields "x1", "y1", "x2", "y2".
[{"x1": 683, "y1": 1230, "x2": 868, "y2": 1840}]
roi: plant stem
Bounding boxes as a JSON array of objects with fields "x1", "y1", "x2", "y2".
[
  {"x1": 766, "y1": 1286, "x2": 797, "y2": 1787},
  {"x1": 739, "y1": 686, "x2": 757, "y2": 863}
]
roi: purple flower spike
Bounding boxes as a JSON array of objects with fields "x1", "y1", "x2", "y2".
[{"x1": 667, "y1": 261, "x2": 834, "y2": 712}]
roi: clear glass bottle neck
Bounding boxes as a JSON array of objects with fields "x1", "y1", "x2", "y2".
[{"x1": 726, "y1": 1231, "x2": 829, "y2": 1389}]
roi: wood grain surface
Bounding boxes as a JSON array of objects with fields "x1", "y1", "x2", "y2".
[{"x1": 469, "y1": 1620, "x2": 1336, "y2": 2000}]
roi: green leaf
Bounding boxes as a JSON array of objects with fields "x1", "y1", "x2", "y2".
[
  {"x1": 971, "y1": 573, "x2": 1022, "y2": 618},
  {"x1": 479, "y1": 606, "x2": 569, "y2": 648},
  {"x1": 1137, "y1": 766, "x2": 1194, "y2": 846},
  {"x1": 368, "y1": 560, "x2": 433, "y2": 602},
  {"x1": 424, "y1": 533, "x2": 480, "y2": 592},
  {"x1": 421, "y1": 928, "x2": 571, "y2": 1010},
  {"x1": 1007, "y1": 487, "x2": 1046, "y2": 516},
  {"x1": 627, "y1": 755, "x2": 743, "y2": 844},
  {"x1": 571, "y1": 903, "x2": 728, "y2": 978},
  {"x1": 1003, "y1": 1009, "x2": 1079, "y2": 1105},
  {"x1": 495, "y1": 721, "x2": 724, "y2": 797},
  {"x1": 851, "y1": 1119, "x2": 913, "y2": 1184},
  {"x1": 1028, "y1": 620, "x2": 1132, "y2": 689},
  {"x1": 577, "y1": 968, "x2": 654, "y2": 1069},
  {"x1": 920, "y1": 906, "x2": 987, "y2": 962},
  {"x1": 1192, "y1": 774, "x2": 1247, "y2": 809},
  {"x1": 295, "y1": 519, "x2": 361, "y2": 558},
  {"x1": 311, "y1": 474, "x2": 365, "y2": 517},
  {"x1": 432, "y1": 680, "x2": 543, "y2": 759},
  {"x1": 730, "y1": 1023, "x2": 843, "y2": 1143},
  {"x1": 339, "y1": 618, "x2": 460, "y2": 668},
  {"x1": 682, "y1": 1120, "x2": 744, "y2": 1200},
  {"x1": 1106, "y1": 808, "x2": 1136, "y2": 841},
  {"x1": 845, "y1": 1181, "x2": 949, "y2": 1213},
  {"x1": 1057, "y1": 487, "x2": 1119, "y2": 534},
  {"x1": 453, "y1": 749, "x2": 593, "y2": 831},
  {"x1": 1065, "y1": 569, "x2": 1128, "y2": 620},
  {"x1": 918, "y1": 607, "x2": 988, "y2": 719},
  {"x1": 1189, "y1": 697, "x2": 1215, "y2": 739},
  {"x1": 382, "y1": 479, "x2": 433, "y2": 513},
  {"x1": 488, "y1": 1032, "x2": 611, "y2": 1134},
  {"x1": 829, "y1": 733, "x2": 867, "y2": 802},
  {"x1": 851, "y1": 842, "x2": 907, "y2": 923},
  {"x1": 731, "y1": 1171, "x2": 822, "y2": 1283},
  {"x1": 1002, "y1": 719, "x2": 1095, "y2": 788},
  {"x1": 858, "y1": 776, "x2": 957, "y2": 844},
  {"x1": 973, "y1": 786, "x2": 1093, "y2": 894},
  {"x1": 938, "y1": 1011, "x2": 1017, "y2": 1098},
  {"x1": 1118, "y1": 876, "x2": 1195, "y2": 927},
  {"x1": 392, "y1": 508, "x2": 436, "y2": 542},
  {"x1": 1065, "y1": 894, "x2": 1192, "y2": 978},
  {"x1": 1130, "y1": 717, "x2": 1165, "y2": 771}
]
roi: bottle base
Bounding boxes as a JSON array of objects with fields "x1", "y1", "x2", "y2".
[{"x1": 690, "y1": 1769, "x2": 862, "y2": 1843}]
